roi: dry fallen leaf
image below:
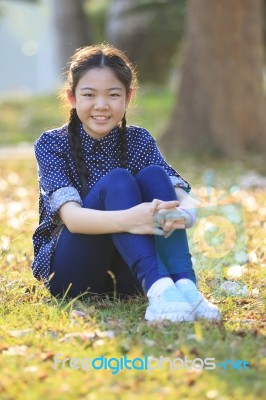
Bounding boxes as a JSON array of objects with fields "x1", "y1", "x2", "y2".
[
  {"x1": 40, "y1": 351, "x2": 55, "y2": 361},
  {"x1": 7, "y1": 328, "x2": 34, "y2": 338},
  {"x1": 59, "y1": 330, "x2": 115, "y2": 343},
  {"x1": 2, "y1": 345, "x2": 28, "y2": 356}
]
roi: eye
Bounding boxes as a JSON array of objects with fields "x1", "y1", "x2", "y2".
[
  {"x1": 110, "y1": 93, "x2": 120, "y2": 98},
  {"x1": 83, "y1": 93, "x2": 94, "y2": 97}
]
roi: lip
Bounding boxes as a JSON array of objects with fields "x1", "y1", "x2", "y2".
[{"x1": 91, "y1": 116, "x2": 110, "y2": 120}]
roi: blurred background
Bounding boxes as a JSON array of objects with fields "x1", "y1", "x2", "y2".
[
  {"x1": 0, "y1": 0, "x2": 266, "y2": 163},
  {"x1": 0, "y1": 6, "x2": 265, "y2": 397}
]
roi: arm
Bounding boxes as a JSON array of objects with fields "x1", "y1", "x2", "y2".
[
  {"x1": 175, "y1": 187, "x2": 197, "y2": 209},
  {"x1": 175, "y1": 187, "x2": 198, "y2": 228},
  {"x1": 59, "y1": 202, "x2": 128, "y2": 234},
  {"x1": 59, "y1": 199, "x2": 181, "y2": 235}
]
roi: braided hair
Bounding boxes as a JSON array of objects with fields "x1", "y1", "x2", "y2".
[
  {"x1": 68, "y1": 108, "x2": 88, "y2": 197},
  {"x1": 65, "y1": 44, "x2": 138, "y2": 197},
  {"x1": 119, "y1": 114, "x2": 128, "y2": 169}
]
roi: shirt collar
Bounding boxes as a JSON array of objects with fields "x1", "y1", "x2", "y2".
[{"x1": 80, "y1": 125, "x2": 121, "y2": 155}]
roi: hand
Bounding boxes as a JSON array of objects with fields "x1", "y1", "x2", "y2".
[
  {"x1": 153, "y1": 205, "x2": 186, "y2": 238},
  {"x1": 125, "y1": 199, "x2": 180, "y2": 236},
  {"x1": 156, "y1": 206, "x2": 198, "y2": 238}
]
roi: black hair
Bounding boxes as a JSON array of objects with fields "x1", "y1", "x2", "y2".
[{"x1": 65, "y1": 44, "x2": 137, "y2": 197}]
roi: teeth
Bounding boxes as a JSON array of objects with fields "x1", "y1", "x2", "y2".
[{"x1": 92, "y1": 116, "x2": 109, "y2": 120}]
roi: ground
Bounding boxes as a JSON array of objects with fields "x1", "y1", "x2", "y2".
[{"x1": 0, "y1": 150, "x2": 265, "y2": 400}]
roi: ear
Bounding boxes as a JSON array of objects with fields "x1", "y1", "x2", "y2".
[
  {"x1": 125, "y1": 88, "x2": 133, "y2": 108},
  {"x1": 67, "y1": 89, "x2": 76, "y2": 108}
]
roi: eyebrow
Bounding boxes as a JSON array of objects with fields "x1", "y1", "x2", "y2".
[{"x1": 80, "y1": 87, "x2": 123, "y2": 91}]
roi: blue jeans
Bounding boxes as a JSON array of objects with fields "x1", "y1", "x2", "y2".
[{"x1": 49, "y1": 166, "x2": 196, "y2": 298}]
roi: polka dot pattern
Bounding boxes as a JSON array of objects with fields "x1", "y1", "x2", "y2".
[
  {"x1": 50, "y1": 186, "x2": 82, "y2": 214},
  {"x1": 32, "y1": 124, "x2": 191, "y2": 285}
]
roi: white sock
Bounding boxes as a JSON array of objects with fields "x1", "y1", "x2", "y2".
[
  {"x1": 175, "y1": 278, "x2": 197, "y2": 288},
  {"x1": 147, "y1": 277, "x2": 175, "y2": 298}
]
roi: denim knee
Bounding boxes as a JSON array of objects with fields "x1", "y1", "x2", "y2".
[
  {"x1": 102, "y1": 168, "x2": 137, "y2": 191},
  {"x1": 90, "y1": 168, "x2": 143, "y2": 210},
  {"x1": 107, "y1": 167, "x2": 133, "y2": 179},
  {"x1": 136, "y1": 165, "x2": 173, "y2": 186},
  {"x1": 135, "y1": 165, "x2": 176, "y2": 201},
  {"x1": 136, "y1": 165, "x2": 168, "y2": 178}
]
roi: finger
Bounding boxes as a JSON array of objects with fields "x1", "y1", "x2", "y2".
[
  {"x1": 164, "y1": 230, "x2": 175, "y2": 238},
  {"x1": 176, "y1": 224, "x2": 186, "y2": 229},
  {"x1": 164, "y1": 223, "x2": 186, "y2": 238},
  {"x1": 163, "y1": 217, "x2": 185, "y2": 225},
  {"x1": 164, "y1": 210, "x2": 187, "y2": 220},
  {"x1": 154, "y1": 212, "x2": 185, "y2": 227},
  {"x1": 152, "y1": 211, "x2": 165, "y2": 225},
  {"x1": 156, "y1": 201, "x2": 180, "y2": 211},
  {"x1": 158, "y1": 213, "x2": 182, "y2": 224},
  {"x1": 150, "y1": 199, "x2": 163, "y2": 214},
  {"x1": 163, "y1": 220, "x2": 186, "y2": 230},
  {"x1": 163, "y1": 220, "x2": 175, "y2": 231},
  {"x1": 171, "y1": 224, "x2": 186, "y2": 230},
  {"x1": 153, "y1": 227, "x2": 166, "y2": 236}
]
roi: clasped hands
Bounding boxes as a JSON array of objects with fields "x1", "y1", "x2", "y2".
[{"x1": 151, "y1": 199, "x2": 196, "y2": 238}]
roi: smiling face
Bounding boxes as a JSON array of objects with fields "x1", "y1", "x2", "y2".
[{"x1": 67, "y1": 67, "x2": 132, "y2": 140}]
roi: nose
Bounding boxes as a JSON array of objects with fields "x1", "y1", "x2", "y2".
[{"x1": 93, "y1": 96, "x2": 109, "y2": 110}]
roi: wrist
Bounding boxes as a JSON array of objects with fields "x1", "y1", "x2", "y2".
[
  {"x1": 178, "y1": 206, "x2": 197, "y2": 228},
  {"x1": 115, "y1": 209, "x2": 129, "y2": 232}
]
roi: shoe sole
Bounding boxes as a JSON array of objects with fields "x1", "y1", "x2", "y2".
[
  {"x1": 145, "y1": 309, "x2": 195, "y2": 323},
  {"x1": 181, "y1": 294, "x2": 222, "y2": 322}
]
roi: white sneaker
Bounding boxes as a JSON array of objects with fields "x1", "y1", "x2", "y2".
[
  {"x1": 193, "y1": 292, "x2": 222, "y2": 321},
  {"x1": 175, "y1": 279, "x2": 222, "y2": 322},
  {"x1": 145, "y1": 285, "x2": 195, "y2": 323}
]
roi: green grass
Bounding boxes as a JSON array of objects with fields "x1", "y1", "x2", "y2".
[
  {"x1": 0, "y1": 95, "x2": 66, "y2": 145},
  {"x1": 0, "y1": 155, "x2": 265, "y2": 400}
]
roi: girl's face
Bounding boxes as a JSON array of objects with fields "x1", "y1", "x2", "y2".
[{"x1": 67, "y1": 67, "x2": 132, "y2": 139}]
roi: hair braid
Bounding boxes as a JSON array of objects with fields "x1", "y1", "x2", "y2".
[
  {"x1": 68, "y1": 108, "x2": 89, "y2": 197},
  {"x1": 120, "y1": 114, "x2": 128, "y2": 168}
]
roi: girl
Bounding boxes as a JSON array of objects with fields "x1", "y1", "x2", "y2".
[{"x1": 32, "y1": 44, "x2": 221, "y2": 323}]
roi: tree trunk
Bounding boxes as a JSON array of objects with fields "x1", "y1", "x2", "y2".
[
  {"x1": 106, "y1": 0, "x2": 184, "y2": 83},
  {"x1": 162, "y1": 0, "x2": 266, "y2": 156},
  {"x1": 52, "y1": 0, "x2": 93, "y2": 76}
]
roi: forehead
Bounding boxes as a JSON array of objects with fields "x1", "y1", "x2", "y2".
[{"x1": 77, "y1": 67, "x2": 125, "y2": 90}]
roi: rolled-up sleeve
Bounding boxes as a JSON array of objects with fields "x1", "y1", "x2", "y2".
[
  {"x1": 50, "y1": 186, "x2": 82, "y2": 213},
  {"x1": 34, "y1": 131, "x2": 82, "y2": 222}
]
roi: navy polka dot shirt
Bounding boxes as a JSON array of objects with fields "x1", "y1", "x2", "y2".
[{"x1": 32, "y1": 124, "x2": 191, "y2": 285}]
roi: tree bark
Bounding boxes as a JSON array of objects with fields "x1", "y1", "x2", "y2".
[
  {"x1": 106, "y1": 0, "x2": 184, "y2": 83},
  {"x1": 52, "y1": 0, "x2": 93, "y2": 76},
  {"x1": 162, "y1": 0, "x2": 266, "y2": 156}
]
